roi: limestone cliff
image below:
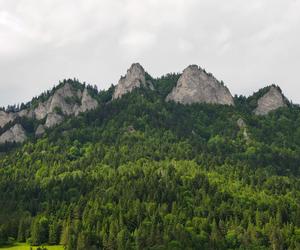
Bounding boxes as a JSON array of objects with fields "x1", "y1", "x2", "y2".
[
  {"x1": 113, "y1": 63, "x2": 148, "y2": 99},
  {"x1": 254, "y1": 86, "x2": 287, "y2": 115},
  {"x1": 0, "y1": 124, "x2": 27, "y2": 143},
  {"x1": 1, "y1": 83, "x2": 98, "y2": 131},
  {"x1": 0, "y1": 111, "x2": 16, "y2": 128},
  {"x1": 35, "y1": 124, "x2": 46, "y2": 136},
  {"x1": 166, "y1": 65, "x2": 234, "y2": 105}
]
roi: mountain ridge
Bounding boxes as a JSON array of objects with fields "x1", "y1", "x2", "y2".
[
  {"x1": 0, "y1": 63, "x2": 290, "y2": 144},
  {"x1": 0, "y1": 64, "x2": 299, "y2": 249}
]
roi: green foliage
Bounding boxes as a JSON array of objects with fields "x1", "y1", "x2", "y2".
[{"x1": 0, "y1": 75, "x2": 299, "y2": 249}]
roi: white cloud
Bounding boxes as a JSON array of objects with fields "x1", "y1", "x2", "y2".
[{"x1": 0, "y1": 0, "x2": 300, "y2": 106}]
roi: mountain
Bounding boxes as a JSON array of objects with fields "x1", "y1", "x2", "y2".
[
  {"x1": 0, "y1": 64, "x2": 299, "y2": 250},
  {"x1": 0, "y1": 65, "x2": 291, "y2": 145},
  {"x1": 0, "y1": 80, "x2": 98, "y2": 143},
  {"x1": 166, "y1": 65, "x2": 234, "y2": 105},
  {"x1": 254, "y1": 86, "x2": 288, "y2": 115},
  {"x1": 112, "y1": 63, "x2": 153, "y2": 99}
]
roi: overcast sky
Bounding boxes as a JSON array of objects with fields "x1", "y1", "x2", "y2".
[{"x1": 0, "y1": 0, "x2": 300, "y2": 106}]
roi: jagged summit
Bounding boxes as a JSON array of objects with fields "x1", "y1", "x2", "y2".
[
  {"x1": 166, "y1": 65, "x2": 234, "y2": 105},
  {"x1": 0, "y1": 64, "x2": 294, "y2": 145},
  {"x1": 112, "y1": 63, "x2": 152, "y2": 99},
  {"x1": 0, "y1": 81, "x2": 98, "y2": 143},
  {"x1": 0, "y1": 81, "x2": 98, "y2": 130},
  {"x1": 254, "y1": 85, "x2": 288, "y2": 115}
]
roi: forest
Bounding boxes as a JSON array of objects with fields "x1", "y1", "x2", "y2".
[{"x1": 0, "y1": 75, "x2": 300, "y2": 249}]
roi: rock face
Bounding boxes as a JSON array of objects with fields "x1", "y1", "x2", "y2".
[
  {"x1": 77, "y1": 88, "x2": 98, "y2": 114},
  {"x1": 113, "y1": 63, "x2": 147, "y2": 99},
  {"x1": 35, "y1": 124, "x2": 46, "y2": 136},
  {"x1": 237, "y1": 118, "x2": 249, "y2": 141},
  {"x1": 166, "y1": 65, "x2": 234, "y2": 105},
  {"x1": 45, "y1": 113, "x2": 64, "y2": 128},
  {"x1": 40, "y1": 84, "x2": 98, "y2": 126},
  {"x1": 0, "y1": 124, "x2": 27, "y2": 143},
  {"x1": 254, "y1": 86, "x2": 287, "y2": 115},
  {"x1": 1, "y1": 83, "x2": 98, "y2": 132},
  {"x1": 237, "y1": 118, "x2": 246, "y2": 129},
  {"x1": 0, "y1": 111, "x2": 16, "y2": 128}
]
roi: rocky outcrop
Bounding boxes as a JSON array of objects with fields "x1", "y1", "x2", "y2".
[
  {"x1": 0, "y1": 111, "x2": 16, "y2": 128},
  {"x1": 45, "y1": 113, "x2": 64, "y2": 128},
  {"x1": 237, "y1": 118, "x2": 249, "y2": 141},
  {"x1": 166, "y1": 65, "x2": 234, "y2": 105},
  {"x1": 237, "y1": 118, "x2": 246, "y2": 129},
  {"x1": 35, "y1": 124, "x2": 46, "y2": 136},
  {"x1": 0, "y1": 83, "x2": 98, "y2": 143},
  {"x1": 113, "y1": 63, "x2": 147, "y2": 99},
  {"x1": 76, "y1": 88, "x2": 98, "y2": 115},
  {"x1": 48, "y1": 83, "x2": 80, "y2": 116},
  {"x1": 254, "y1": 86, "x2": 287, "y2": 115},
  {"x1": 1, "y1": 83, "x2": 99, "y2": 131},
  {"x1": 0, "y1": 124, "x2": 27, "y2": 143}
]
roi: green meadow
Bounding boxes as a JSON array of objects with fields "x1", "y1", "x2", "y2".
[{"x1": 0, "y1": 243, "x2": 63, "y2": 250}]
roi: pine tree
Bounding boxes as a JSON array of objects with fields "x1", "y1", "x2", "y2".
[{"x1": 17, "y1": 219, "x2": 26, "y2": 242}]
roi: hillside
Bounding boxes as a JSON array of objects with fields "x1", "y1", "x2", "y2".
[{"x1": 0, "y1": 64, "x2": 299, "y2": 249}]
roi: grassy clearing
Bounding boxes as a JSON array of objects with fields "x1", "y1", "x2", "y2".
[{"x1": 0, "y1": 243, "x2": 63, "y2": 250}]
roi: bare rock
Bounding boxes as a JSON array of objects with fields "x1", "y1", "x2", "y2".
[
  {"x1": 166, "y1": 65, "x2": 234, "y2": 105},
  {"x1": 113, "y1": 63, "x2": 147, "y2": 99},
  {"x1": 237, "y1": 118, "x2": 246, "y2": 129},
  {"x1": 49, "y1": 83, "x2": 78, "y2": 116},
  {"x1": 0, "y1": 124, "x2": 27, "y2": 144},
  {"x1": 33, "y1": 83, "x2": 98, "y2": 127},
  {"x1": 76, "y1": 88, "x2": 98, "y2": 115},
  {"x1": 35, "y1": 124, "x2": 46, "y2": 136},
  {"x1": 237, "y1": 118, "x2": 249, "y2": 141},
  {"x1": 17, "y1": 109, "x2": 34, "y2": 119},
  {"x1": 0, "y1": 111, "x2": 16, "y2": 128},
  {"x1": 254, "y1": 86, "x2": 287, "y2": 115},
  {"x1": 34, "y1": 101, "x2": 51, "y2": 120},
  {"x1": 45, "y1": 113, "x2": 64, "y2": 128}
]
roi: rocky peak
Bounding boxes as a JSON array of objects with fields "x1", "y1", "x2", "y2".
[
  {"x1": 77, "y1": 88, "x2": 98, "y2": 115},
  {"x1": 112, "y1": 63, "x2": 147, "y2": 99},
  {"x1": 0, "y1": 124, "x2": 27, "y2": 144},
  {"x1": 254, "y1": 86, "x2": 287, "y2": 115},
  {"x1": 0, "y1": 82, "x2": 99, "y2": 144},
  {"x1": 166, "y1": 65, "x2": 234, "y2": 105}
]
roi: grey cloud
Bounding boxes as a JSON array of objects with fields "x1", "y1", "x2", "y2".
[{"x1": 0, "y1": 0, "x2": 300, "y2": 106}]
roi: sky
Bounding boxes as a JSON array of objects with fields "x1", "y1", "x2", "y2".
[{"x1": 0, "y1": 0, "x2": 300, "y2": 106}]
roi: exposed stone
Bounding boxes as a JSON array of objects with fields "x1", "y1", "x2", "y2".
[
  {"x1": 49, "y1": 83, "x2": 78, "y2": 116},
  {"x1": 0, "y1": 82, "x2": 99, "y2": 142},
  {"x1": 0, "y1": 124, "x2": 27, "y2": 144},
  {"x1": 34, "y1": 101, "x2": 51, "y2": 120},
  {"x1": 237, "y1": 118, "x2": 249, "y2": 141},
  {"x1": 17, "y1": 109, "x2": 34, "y2": 119},
  {"x1": 127, "y1": 125, "x2": 136, "y2": 133},
  {"x1": 35, "y1": 124, "x2": 46, "y2": 136},
  {"x1": 113, "y1": 63, "x2": 147, "y2": 99},
  {"x1": 254, "y1": 86, "x2": 287, "y2": 115},
  {"x1": 166, "y1": 65, "x2": 234, "y2": 105},
  {"x1": 45, "y1": 113, "x2": 64, "y2": 128},
  {"x1": 76, "y1": 88, "x2": 98, "y2": 115},
  {"x1": 32, "y1": 84, "x2": 98, "y2": 127},
  {"x1": 237, "y1": 118, "x2": 246, "y2": 129},
  {"x1": 0, "y1": 111, "x2": 16, "y2": 128}
]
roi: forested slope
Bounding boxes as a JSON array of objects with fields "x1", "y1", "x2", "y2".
[{"x1": 0, "y1": 75, "x2": 300, "y2": 249}]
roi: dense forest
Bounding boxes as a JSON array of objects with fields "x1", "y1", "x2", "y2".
[{"x1": 0, "y1": 75, "x2": 300, "y2": 249}]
